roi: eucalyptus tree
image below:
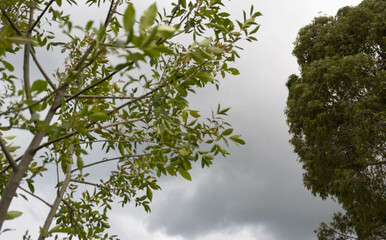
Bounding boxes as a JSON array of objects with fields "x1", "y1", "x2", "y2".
[
  {"x1": 286, "y1": 0, "x2": 385, "y2": 239},
  {"x1": 0, "y1": 0, "x2": 260, "y2": 238}
]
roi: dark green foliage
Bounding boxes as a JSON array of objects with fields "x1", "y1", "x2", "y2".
[{"x1": 286, "y1": 0, "x2": 385, "y2": 239}]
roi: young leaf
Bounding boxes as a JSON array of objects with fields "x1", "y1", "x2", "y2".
[
  {"x1": 157, "y1": 25, "x2": 176, "y2": 38},
  {"x1": 140, "y1": 3, "x2": 157, "y2": 32},
  {"x1": 30, "y1": 80, "x2": 48, "y2": 93},
  {"x1": 146, "y1": 187, "x2": 153, "y2": 201},
  {"x1": 230, "y1": 135, "x2": 246, "y2": 145},
  {"x1": 88, "y1": 112, "x2": 110, "y2": 121},
  {"x1": 188, "y1": 110, "x2": 201, "y2": 118},
  {"x1": 1, "y1": 60, "x2": 14, "y2": 72},
  {"x1": 178, "y1": 149, "x2": 190, "y2": 156},
  {"x1": 77, "y1": 157, "x2": 84, "y2": 171},
  {"x1": 195, "y1": 71, "x2": 215, "y2": 83},
  {"x1": 178, "y1": 168, "x2": 192, "y2": 181},
  {"x1": 5, "y1": 211, "x2": 22, "y2": 220},
  {"x1": 123, "y1": 4, "x2": 136, "y2": 33},
  {"x1": 198, "y1": 37, "x2": 212, "y2": 47},
  {"x1": 118, "y1": 142, "x2": 125, "y2": 156},
  {"x1": 222, "y1": 129, "x2": 233, "y2": 136}
]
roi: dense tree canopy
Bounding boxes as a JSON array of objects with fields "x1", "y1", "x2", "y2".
[
  {"x1": 286, "y1": 0, "x2": 385, "y2": 239},
  {"x1": 0, "y1": 0, "x2": 260, "y2": 239}
]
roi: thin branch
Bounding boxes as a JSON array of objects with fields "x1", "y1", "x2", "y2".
[
  {"x1": 18, "y1": 186, "x2": 52, "y2": 207},
  {"x1": 29, "y1": 0, "x2": 55, "y2": 32},
  {"x1": 73, "y1": 138, "x2": 152, "y2": 146},
  {"x1": 38, "y1": 152, "x2": 72, "y2": 240},
  {"x1": 103, "y1": 0, "x2": 116, "y2": 27},
  {"x1": 65, "y1": 94, "x2": 134, "y2": 100},
  {"x1": 23, "y1": 2, "x2": 35, "y2": 117},
  {"x1": 65, "y1": 69, "x2": 121, "y2": 103},
  {"x1": 0, "y1": 125, "x2": 29, "y2": 130},
  {"x1": 34, "y1": 116, "x2": 150, "y2": 153},
  {"x1": 0, "y1": 88, "x2": 55, "y2": 117},
  {"x1": 0, "y1": 136, "x2": 17, "y2": 170},
  {"x1": 71, "y1": 154, "x2": 148, "y2": 173},
  {"x1": 70, "y1": 179, "x2": 129, "y2": 191}
]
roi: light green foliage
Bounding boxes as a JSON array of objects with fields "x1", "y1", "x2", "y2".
[
  {"x1": 286, "y1": 0, "x2": 385, "y2": 239},
  {"x1": 0, "y1": 0, "x2": 259, "y2": 239}
]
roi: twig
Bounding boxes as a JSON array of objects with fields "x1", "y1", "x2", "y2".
[
  {"x1": 0, "y1": 136, "x2": 17, "y2": 170},
  {"x1": 23, "y1": 2, "x2": 35, "y2": 117},
  {"x1": 70, "y1": 179, "x2": 129, "y2": 191},
  {"x1": 38, "y1": 151, "x2": 72, "y2": 240},
  {"x1": 29, "y1": 0, "x2": 56, "y2": 32},
  {"x1": 34, "y1": 116, "x2": 151, "y2": 153},
  {"x1": 64, "y1": 69, "x2": 121, "y2": 103},
  {"x1": 18, "y1": 186, "x2": 52, "y2": 207},
  {"x1": 71, "y1": 154, "x2": 148, "y2": 173},
  {"x1": 65, "y1": 94, "x2": 134, "y2": 100}
]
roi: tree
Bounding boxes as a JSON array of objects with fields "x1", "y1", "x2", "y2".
[
  {"x1": 0, "y1": 0, "x2": 260, "y2": 238},
  {"x1": 285, "y1": 0, "x2": 385, "y2": 239}
]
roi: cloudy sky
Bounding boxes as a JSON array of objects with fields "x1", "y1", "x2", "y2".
[{"x1": 3, "y1": 0, "x2": 363, "y2": 239}]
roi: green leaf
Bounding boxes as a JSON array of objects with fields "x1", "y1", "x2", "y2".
[
  {"x1": 1, "y1": 60, "x2": 14, "y2": 72},
  {"x1": 4, "y1": 135, "x2": 16, "y2": 140},
  {"x1": 30, "y1": 80, "x2": 47, "y2": 93},
  {"x1": 140, "y1": 3, "x2": 157, "y2": 32},
  {"x1": 227, "y1": 67, "x2": 240, "y2": 75},
  {"x1": 178, "y1": 168, "x2": 192, "y2": 181},
  {"x1": 230, "y1": 135, "x2": 246, "y2": 145},
  {"x1": 166, "y1": 166, "x2": 176, "y2": 176},
  {"x1": 88, "y1": 112, "x2": 110, "y2": 121},
  {"x1": 75, "y1": 126, "x2": 88, "y2": 136},
  {"x1": 198, "y1": 37, "x2": 212, "y2": 47},
  {"x1": 123, "y1": 4, "x2": 136, "y2": 33},
  {"x1": 5, "y1": 211, "x2": 22, "y2": 220},
  {"x1": 206, "y1": 46, "x2": 224, "y2": 54},
  {"x1": 181, "y1": 111, "x2": 188, "y2": 122},
  {"x1": 4, "y1": 36, "x2": 31, "y2": 44},
  {"x1": 118, "y1": 142, "x2": 125, "y2": 156},
  {"x1": 101, "y1": 221, "x2": 110, "y2": 228},
  {"x1": 77, "y1": 156, "x2": 83, "y2": 171},
  {"x1": 191, "y1": 51, "x2": 204, "y2": 64},
  {"x1": 199, "y1": 48, "x2": 215, "y2": 60},
  {"x1": 218, "y1": 107, "x2": 230, "y2": 115},
  {"x1": 178, "y1": 149, "x2": 190, "y2": 156},
  {"x1": 195, "y1": 71, "x2": 214, "y2": 83},
  {"x1": 157, "y1": 25, "x2": 176, "y2": 38},
  {"x1": 216, "y1": 145, "x2": 229, "y2": 156},
  {"x1": 146, "y1": 187, "x2": 153, "y2": 201},
  {"x1": 49, "y1": 224, "x2": 73, "y2": 233},
  {"x1": 188, "y1": 110, "x2": 201, "y2": 118},
  {"x1": 79, "y1": 107, "x2": 88, "y2": 118},
  {"x1": 222, "y1": 128, "x2": 233, "y2": 136}
]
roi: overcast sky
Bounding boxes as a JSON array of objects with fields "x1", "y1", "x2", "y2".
[{"x1": 3, "y1": 0, "x2": 363, "y2": 239}]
